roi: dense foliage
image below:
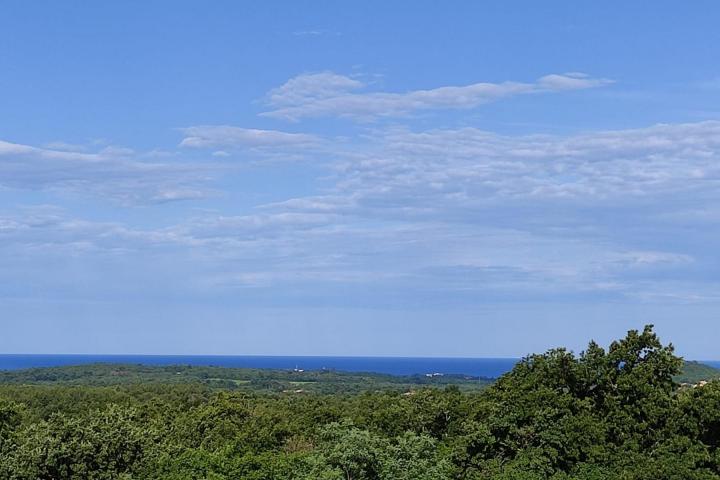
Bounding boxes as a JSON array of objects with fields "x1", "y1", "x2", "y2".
[{"x1": 2, "y1": 326, "x2": 720, "y2": 479}]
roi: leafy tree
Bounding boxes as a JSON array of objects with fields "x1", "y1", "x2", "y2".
[
  {"x1": 6, "y1": 405, "x2": 155, "y2": 479},
  {"x1": 454, "y1": 326, "x2": 689, "y2": 478}
]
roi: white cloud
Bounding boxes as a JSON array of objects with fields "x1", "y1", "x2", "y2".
[
  {"x1": 536, "y1": 73, "x2": 611, "y2": 90},
  {"x1": 0, "y1": 139, "x2": 100, "y2": 161},
  {"x1": 267, "y1": 72, "x2": 365, "y2": 107},
  {"x1": 229, "y1": 120, "x2": 719, "y2": 300},
  {"x1": 611, "y1": 251, "x2": 694, "y2": 267},
  {"x1": 43, "y1": 141, "x2": 90, "y2": 152},
  {"x1": 292, "y1": 30, "x2": 341, "y2": 37},
  {"x1": 0, "y1": 139, "x2": 220, "y2": 205},
  {"x1": 2, "y1": 116, "x2": 717, "y2": 305},
  {"x1": 315, "y1": 121, "x2": 720, "y2": 215},
  {"x1": 180, "y1": 126, "x2": 319, "y2": 149},
  {"x1": 0, "y1": 204, "x2": 702, "y2": 304},
  {"x1": 262, "y1": 71, "x2": 613, "y2": 121}
]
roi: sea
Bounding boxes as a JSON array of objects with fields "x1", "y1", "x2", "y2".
[{"x1": 0, "y1": 354, "x2": 519, "y2": 379}]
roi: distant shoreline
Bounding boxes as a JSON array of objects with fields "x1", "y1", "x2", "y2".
[{"x1": 0, "y1": 354, "x2": 519, "y2": 378}]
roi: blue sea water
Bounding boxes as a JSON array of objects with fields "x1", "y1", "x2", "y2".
[{"x1": 0, "y1": 354, "x2": 518, "y2": 379}]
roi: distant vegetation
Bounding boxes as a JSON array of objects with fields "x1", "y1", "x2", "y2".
[
  {"x1": 676, "y1": 360, "x2": 720, "y2": 384},
  {"x1": 2, "y1": 326, "x2": 720, "y2": 479},
  {"x1": 0, "y1": 363, "x2": 492, "y2": 394},
  {"x1": 0, "y1": 354, "x2": 714, "y2": 392}
]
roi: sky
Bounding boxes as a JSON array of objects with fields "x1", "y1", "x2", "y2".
[{"x1": 1, "y1": 1, "x2": 720, "y2": 358}]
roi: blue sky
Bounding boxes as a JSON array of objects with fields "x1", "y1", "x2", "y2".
[{"x1": 2, "y1": 1, "x2": 720, "y2": 358}]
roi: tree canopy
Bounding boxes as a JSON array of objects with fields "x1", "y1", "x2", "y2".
[{"x1": 2, "y1": 326, "x2": 720, "y2": 479}]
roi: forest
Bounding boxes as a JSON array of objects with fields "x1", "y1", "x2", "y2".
[{"x1": 2, "y1": 326, "x2": 720, "y2": 479}]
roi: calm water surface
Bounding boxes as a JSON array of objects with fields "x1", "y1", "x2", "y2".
[{"x1": 0, "y1": 354, "x2": 519, "y2": 378}]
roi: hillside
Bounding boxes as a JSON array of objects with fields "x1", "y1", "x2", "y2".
[{"x1": 676, "y1": 360, "x2": 720, "y2": 384}]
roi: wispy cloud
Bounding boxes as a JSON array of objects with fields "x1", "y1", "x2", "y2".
[
  {"x1": 292, "y1": 29, "x2": 341, "y2": 37},
  {"x1": 0, "y1": 139, "x2": 220, "y2": 205},
  {"x1": 262, "y1": 72, "x2": 614, "y2": 121},
  {"x1": 0, "y1": 204, "x2": 705, "y2": 305},
  {"x1": 180, "y1": 126, "x2": 319, "y2": 149},
  {"x1": 315, "y1": 121, "x2": 720, "y2": 214},
  {"x1": 242, "y1": 120, "x2": 720, "y2": 300},
  {"x1": 2, "y1": 115, "x2": 717, "y2": 305}
]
